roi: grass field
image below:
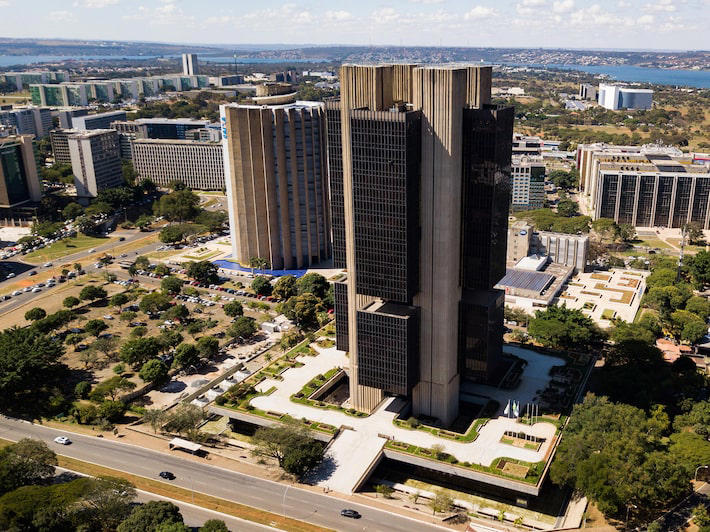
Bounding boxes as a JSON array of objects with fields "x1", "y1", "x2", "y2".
[
  {"x1": 23, "y1": 235, "x2": 113, "y2": 263},
  {"x1": 0, "y1": 438, "x2": 330, "y2": 532}
]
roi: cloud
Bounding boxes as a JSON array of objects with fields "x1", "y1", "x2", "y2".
[
  {"x1": 464, "y1": 5, "x2": 497, "y2": 19},
  {"x1": 49, "y1": 10, "x2": 76, "y2": 22},
  {"x1": 371, "y1": 7, "x2": 400, "y2": 23},
  {"x1": 0, "y1": 0, "x2": 10, "y2": 6},
  {"x1": 73, "y1": 0, "x2": 118, "y2": 7},
  {"x1": 325, "y1": 10, "x2": 353, "y2": 22},
  {"x1": 522, "y1": 0, "x2": 546, "y2": 5},
  {"x1": 409, "y1": 0, "x2": 444, "y2": 3},
  {"x1": 645, "y1": 0, "x2": 676, "y2": 11},
  {"x1": 553, "y1": 0, "x2": 574, "y2": 12}
]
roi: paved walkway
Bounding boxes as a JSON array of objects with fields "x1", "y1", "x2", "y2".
[
  {"x1": 251, "y1": 346, "x2": 559, "y2": 474},
  {"x1": 313, "y1": 429, "x2": 387, "y2": 494}
]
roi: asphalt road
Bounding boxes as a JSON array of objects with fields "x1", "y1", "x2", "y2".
[
  {"x1": 0, "y1": 231, "x2": 162, "y2": 315},
  {"x1": 0, "y1": 417, "x2": 448, "y2": 532}
]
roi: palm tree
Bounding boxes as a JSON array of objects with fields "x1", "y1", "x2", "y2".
[{"x1": 249, "y1": 256, "x2": 270, "y2": 275}]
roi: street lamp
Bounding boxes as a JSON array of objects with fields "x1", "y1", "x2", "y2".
[{"x1": 695, "y1": 465, "x2": 709, "y2": 482}]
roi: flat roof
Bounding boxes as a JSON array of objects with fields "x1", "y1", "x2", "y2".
[
  {"x1": 496, "y1": 269, "x2": 554, "y2": 294},
  {"x1": 169, "y1": 437, "x2": 202, "y2": 452}
]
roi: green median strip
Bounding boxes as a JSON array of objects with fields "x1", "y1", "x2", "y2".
[{"x1": 0, "y1": 438, "x2": 331, "y2": 532}]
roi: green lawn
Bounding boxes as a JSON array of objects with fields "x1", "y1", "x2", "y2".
[{"x1": 23, "y1": 236, "x2": 113, "y2": 263}]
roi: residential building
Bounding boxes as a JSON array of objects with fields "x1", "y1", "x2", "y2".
[
  {"x1": 0, "y1": 71, "x2": 67, "y2": 91},
  {"x1": 0, "y1": 135, "x2": 42, "y2": 207},
  {"x1": 182, "y1": 54, "x2": 199, "y2": 76},
  {"x1": 72, "y1": 110, "x2": 127, "y2": 131},
  {"x1": 131, "y1": 139, "x2": 224, "y2": 190},
  {"x1": 328, "y1": 63, "x2": 511, "y2": 425},
  {"x1": 68, "y1": 129, "x2": 123, "y2": 198},
  {"x1": 578, "y1": 83, "x2": 597, "y2": 101},
  {"x1": 511, "y1": 155, "x2": 545, "y2": 210},
  {"x1": 598, "y1": 83, "x2": 653, "y2": 110},
  {"x1": 220, "y1": 98, "x2": 330, "y2": 270},
  {"x1": 50, "y1": 128, "x2": 80, "y2": 165},
  {"x1": 0, "y1": 107, "x2": 52, "y2": 138}
]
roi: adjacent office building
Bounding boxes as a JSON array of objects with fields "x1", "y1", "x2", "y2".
[
  {"x1": 110, "y1": 118, "x2": 213, "y2": 160},
  {"x1": 131, "y1": 139, "x2": 224, "y2": 190},
  {"x1": 57, "y1": 108, "x2": 90, "y2": 129},
  {"x1": 0, "y1": 135, "x2": 42, "y2": 208},
  {"x1": 328, "y1": 64, "x2": 512, "y2": 425},
  {"x1": 182, "y1": 54, "x2": 199, "y2": 76},
  {"x1": 220, "y1": 97, "x2": 331, "y2": 270},
  {"x1": 0, "y1": 71, "x2": 67, "y2": 91},
  {"x1": 72, "y1": 110, "x2": 127, "y2": 131},
  {"x1": 50, "y1": 128, "x2": 80, "y2": 165},
  {"x1": 68, "y1": 129, "x2": 123, "y2": 198},
  {"x1": 598, "y1": 83, "x2": 653, "y2": 110},
  {"x1": 576, "y1": 143, "x2": 710, "y2": 228},
  {"x1": 511, "y1": 155, "x2": 545, "y2": 210},
  {"x1": 0, "y1": 107, "x2": 52, "y2": 138},
  {"x1": 578, "y1": 83, "x2": 598, "y2": 101}
]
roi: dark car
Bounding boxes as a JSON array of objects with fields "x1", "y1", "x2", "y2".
[
  {"x1": 340, "y1": 509, "x2": 361, "y2": 519},
  {"x1": 159, "y1": 471, "x2": 175, "y2": 480},
  {"x1": 28, "y1": 270, "x2": 37, "y2": 276}
]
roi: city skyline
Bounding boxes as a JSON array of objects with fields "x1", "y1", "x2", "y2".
[{"x1": 1, "y1": 0, "x2": 709, "y2": 50}]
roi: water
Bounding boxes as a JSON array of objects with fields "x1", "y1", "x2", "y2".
[
  {"x1": 0, "y1": 54, "x2": 177, "y2": 67},
  {"x1": 504, "y1": 62, "x2": 710, "y2": 89},
  {"x1": 201, "y1": 56, "x2": 327, "y2": 64}
]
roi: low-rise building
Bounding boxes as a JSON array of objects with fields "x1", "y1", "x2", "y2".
[{"x1": 598, "y1": 83, "x2": 653, "y2": 110}]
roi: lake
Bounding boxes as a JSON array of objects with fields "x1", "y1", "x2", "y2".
[{"x1": 504, "y1": 62, "x2": 710, "y2": 89}]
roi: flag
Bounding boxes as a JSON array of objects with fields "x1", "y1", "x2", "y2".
[
  {"x1": 503, "y1": 400, "x2": 510, "y2": 416},
  {"x1": 513, "y1": 401, "x2": 519, "y2": 418}
]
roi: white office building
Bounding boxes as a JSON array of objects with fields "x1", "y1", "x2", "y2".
[
  {"x1": 598, "y1": 84, "x2": 653, "y2": 110},
  {"x1": 68, "y1": 129, "x2": 123, "y2": 198},
  {"x1": 182, "y1": 54, "x2": 199, "y2": 76}
]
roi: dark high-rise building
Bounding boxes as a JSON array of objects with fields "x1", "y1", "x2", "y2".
[{"x1": 327, "y1": 64, "x2": 512, "y2": 425}]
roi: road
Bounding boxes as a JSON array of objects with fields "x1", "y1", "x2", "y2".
[
  {"x1": 0, "y1": 231, "x2": 162, "y2": 315},
  {"x1": 0, "y1": 417, "x2": 448, "y2": 532}
]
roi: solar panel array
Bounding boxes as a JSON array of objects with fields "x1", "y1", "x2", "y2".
[{"x1": 497, "y1": 268, "x2": 554, "y2": 293}]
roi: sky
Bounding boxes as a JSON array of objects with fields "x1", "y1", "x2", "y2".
[{"x1": 1, "y1": 0, "x2": 709, "y2": 51}]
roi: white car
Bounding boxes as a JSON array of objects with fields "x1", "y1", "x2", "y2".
[
  {"x1": 103, "y1": 315, "x2": 114, "y2": 320},
  {"x1": 11, "y1": 290, "x2": 21, "y2": 296},
  {"x1": 53, "y1": 436, "x2": 71, "y2": 445},
  {"x1": 6, "y1": 272, "x2": 15, "y2": 278},
  {"x1": 43, "y1": 262, "x2": 53, "y2": 267},
  {"x1": 89, "y1": 249, "x2": 96, "y2": 253},
  {"x1": 32, "y1": 287, "x2": 42, "y2": 293}
]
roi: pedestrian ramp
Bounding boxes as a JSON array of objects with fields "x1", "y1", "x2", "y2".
[{"x1": 314, "y1": 429, "x2": 387, "y2": 494}]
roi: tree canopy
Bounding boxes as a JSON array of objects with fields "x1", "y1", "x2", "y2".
[
  {"x1": 251, "y1": 422, "x2": 324, "y2": 478},
  {"x1": 528, "y1": 304, "x2": 604, "y2": 350},
  {"x1": 186, "y1": 261, "x2": 218, "y2": 284}
]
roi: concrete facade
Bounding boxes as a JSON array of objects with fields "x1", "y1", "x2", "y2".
[
  {"x1": 68, "y1": 129, "x2": 123, "y2": 198},
  {"x1": 220, "y1": 101, "x2": 331, "y2": 270},
  {"x1": 511, "y1": 155, "x2": 545, "y2": 210},
  {"x1": 131, "y1": 139, "x2": 224, "y2": 190},
  {"x1": 0, "y1": 107, "x2": 52, "y2": 138},
  {"x1": 182, "y1": 54, "x2": 199, "y2": 76},
  {"x1": 72, "y1": 110, "x2": 127, "y2": 131}
]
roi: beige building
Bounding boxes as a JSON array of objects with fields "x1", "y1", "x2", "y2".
[
  {"x1": 68, "y1": 129, "x2": 123, "y2": 198},
  {"x1": 131, "y1": 139, "x2": 224, "y2": 190},
  {"x1": 220, "y1": 98, "x2": 330, "y2": 270}
]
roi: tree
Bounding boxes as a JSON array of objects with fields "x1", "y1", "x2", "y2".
[
  {"x1": 273, "y1": 275, "x2": 298, "y2": 300},
  {"x1": 249, "y1": 256, "x2": 269, "y2": 275},
  {"x1": 297, "y1": 272, "x2": 329, "y2": 301},
  {"x1": 186, "y1": 260, "x2": 218, "y2": 284},
  {"x1": 674, "y1": 400, "x2": 710, "y2": 437},
  {"x1": 78, "y1": 349, "x2": 99, "y2": 369},
  {"x1": 547, "y1": 169, "x2": 578, "y2": 190},
  {"x1": 251, "y1": 423, "x2": 324, "y2": 478},
  {"x1": 692, "y1": 505, "x2": 710, "y2": 528},
  {"x1": 0, "y1": 327, "x2": 65, "y2": 404},
  {"x1": 162, "y1": 404, "x2": 204, "y2": 439},
  {"x1": 143, "y1": 409, "x2": 165, "y2": 434},
  {"x1": 62, "y1": 202, "x2": 84, "y2": 220},
  {"x1": 0, "y1": 479, "x2": 90, "y2": 530},
  {"x1": 139, "y1": 292, "x2": 172, "y2": 314},
  {"x1": 0, "y1": 438, "x2": 58, "y2": 495},
  {"x1": 688, "y1": 250, "x2": 710, "y2": 288},
  {"x1": 609, "y1": 320, "x2": 657, "y2": 346},
  {"x1": 110, "y1": 293, "x2": 130, "y2": 307},
  {"x1": 195, "y1": 210, "x2": 228, "y2": 232},
  {"x1": 75, "y1": 381, "x2": 91, "y2": 399},
  {"x1": 280, "y1": 330, "x2": 304, "y2": 350},
  {"x1": 282, "y1": 293, "x2": 322, "y2": 331},
  {"x1": 685, "y1": 221, "x2": 705, "y2": 245},
  {"x1": 155, "y1": 189, "x2": 200, "y2": 222},
  {"x1": 172, "y1": 343, "x2": 200, "y2": 369},
  {"x1": 134, "y1": 256, "x2": 150, "y2": 270},
  {"x1": 374, "y1": 484, "x2": 394, "y2": 498},
  {"x1": 228, "y1": 316, "x2": 258, "y2": 340},
  {"x1": 163, "y1": 304, "x2": 189, "y2": 321},
  {"x1": 428, "y1": 491, "x2": 454, "y2": 515},
  {"x1": 24, "y1": 307, "x2": 46, "y2": 322},
  {"x1": 85, "y1": 319, "x2": 108, "y2": 337},
  {"x1": 136, "y1": 214, "x2": 153, "y2": 231},
  {"x1": 252, "y1": 275, "x2": 272, "y2": 296},
  {"x1": 196, "y1": 336, "x2": 219, "y2": 360},
  {"x1": 119, "y1": 337, "x2": 161, "y2": 369},
  {"x1": 63, "y1": 296, "x2": 80, "y2": 309},
  {"x1": 75, "y1": 215, "x2": 99, "y2": 236},
  {"x1": 528, "y1": 304, "x2": 604, "y2": 350},
  {"x1": 117, "y1": 501, "x2": 186, "y2": 532},
  {"x1": 90, "y1": 376, "x2": 136, "y2": 402},
  {"x1": 154, "y1": 263, "x2": 169, "y2": 276},
  {"x1": 557, "y1": 198, "x2": 579, "y2": 217},
  {"x1": 157, "y1": 329, "x2": 184, "y2": 353},
  {"x1": 139, "y1": 359, "x2": 169, "y2": 383},
  {"x1": 200, "y1": 519, "x2": 229, "y2": 532},
  {"x1": 80, "y1": 476, "x2": 137, "y2": 531},
  {"x1": 120, "y1": 311, "x2": 137, "y2": 322},
  {"x1": 685, "y1": 296, "x2": 710, "y2": 320},
  {"x1": 159, "y1": 224, "x2": 197, "y2": 244},
  {"x1": 97, "y1": 400, "x2": 127, "y2": 421},
  {"x1": 223, "y1": 300, "x2": 243, "y2": 318},
  {"x1": 161, "y1": 276, "x2": 183, "y2": 295},
  {"x1": 79, "y1": 285, "x2": 108, "y2": 302}
]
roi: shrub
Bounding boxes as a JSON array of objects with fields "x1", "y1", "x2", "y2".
[{"x1": 74, "y1": 381, "x2": 91, "y2": 399}]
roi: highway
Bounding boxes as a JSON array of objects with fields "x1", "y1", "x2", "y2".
[{"x1": 0, "y1": 417, "x2": 448, "y2": 532}]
